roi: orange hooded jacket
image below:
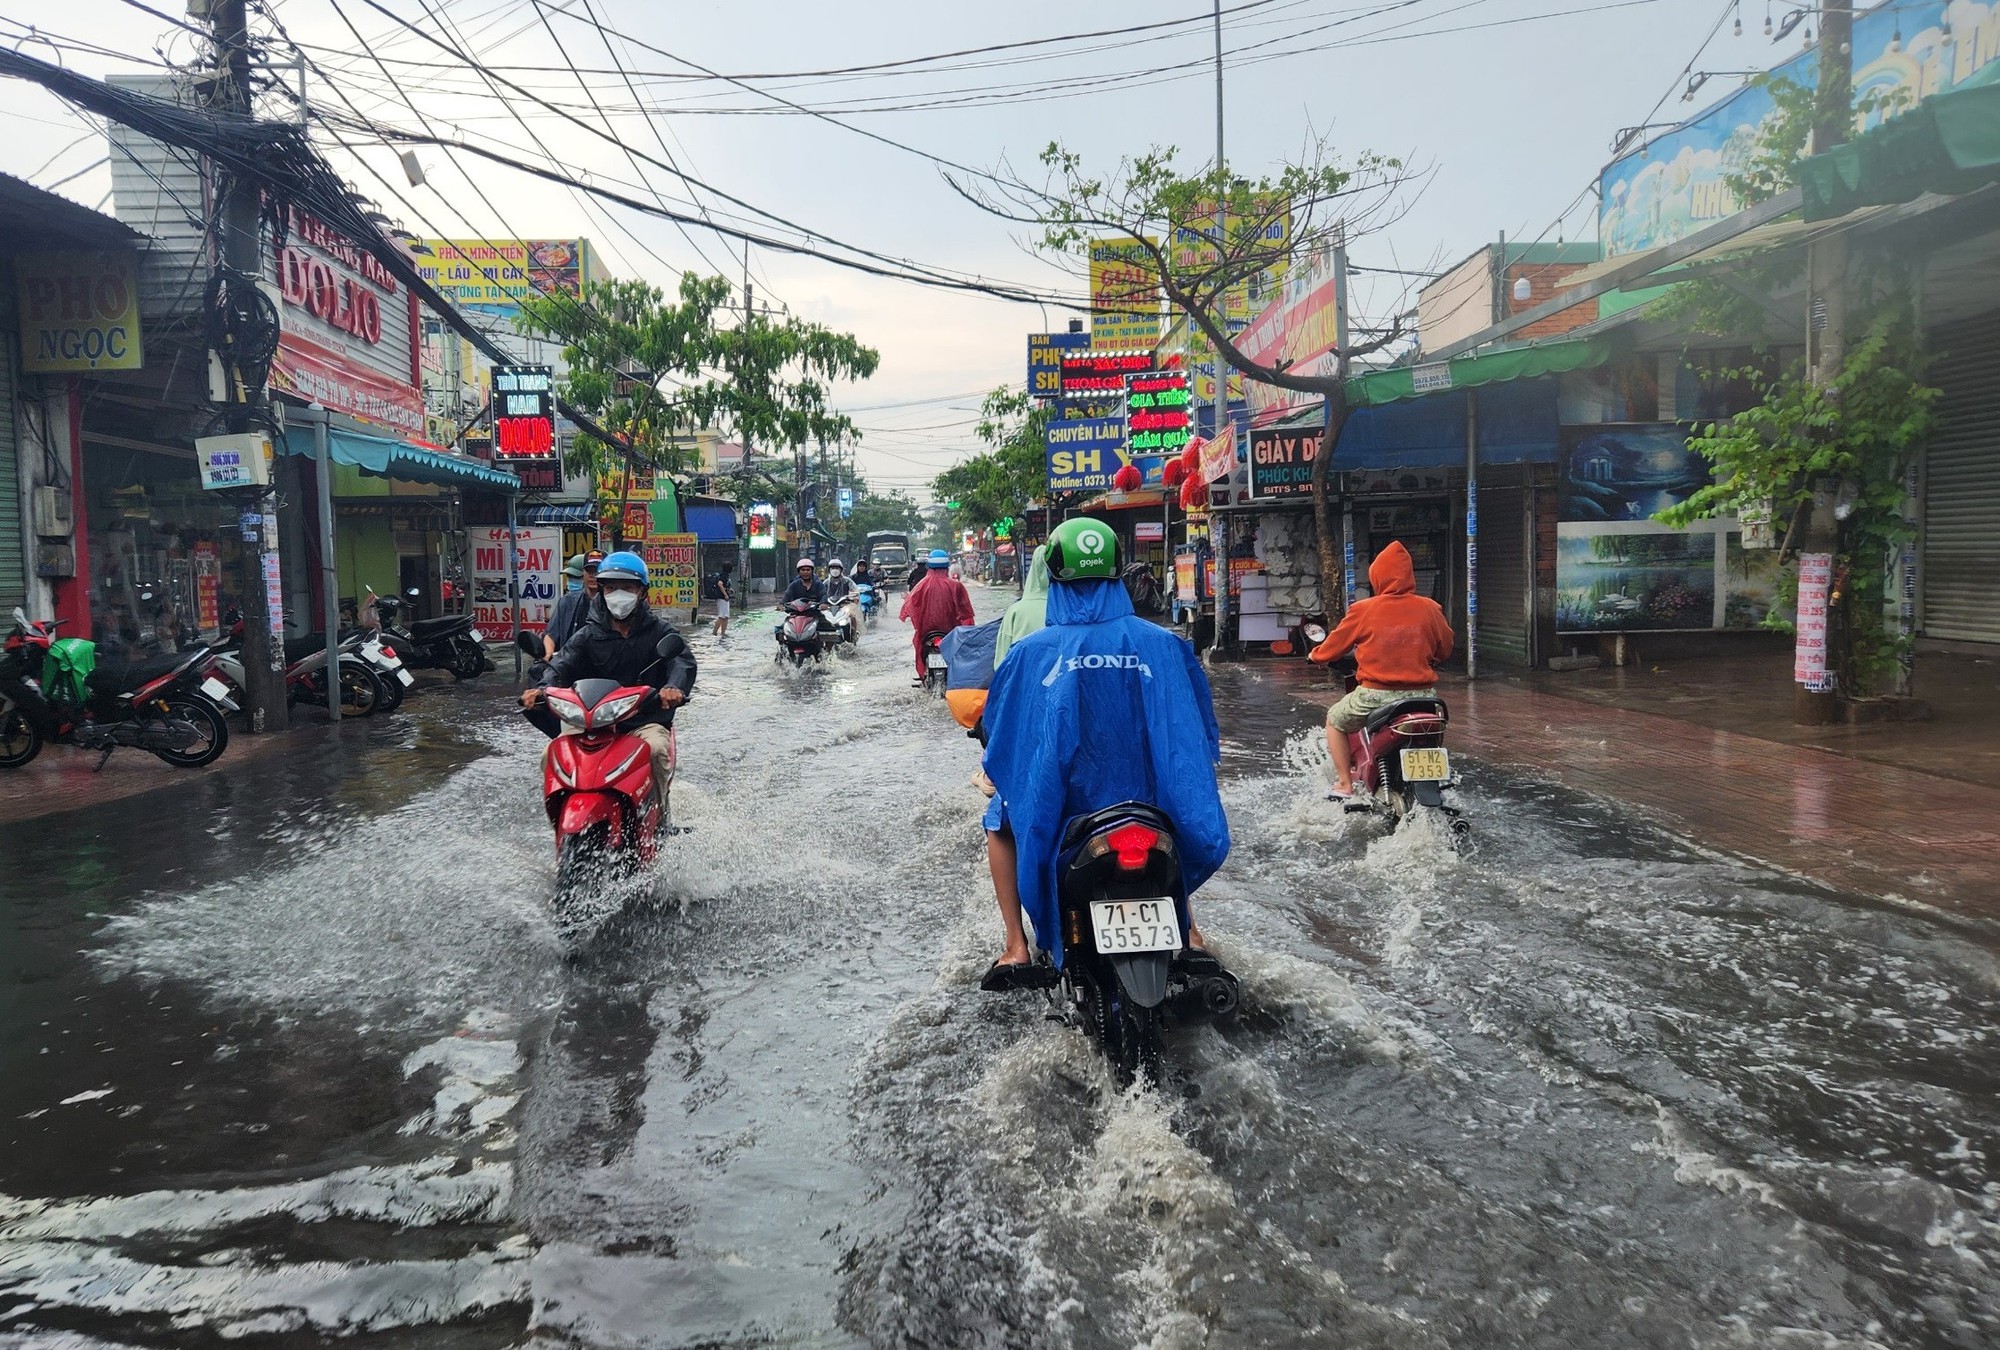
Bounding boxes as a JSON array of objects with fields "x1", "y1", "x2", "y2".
[{"x1": 1309, "y1": 541, "x2": 1454, "y2": 688}]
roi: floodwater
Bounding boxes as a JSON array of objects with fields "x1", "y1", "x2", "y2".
[{"x1": 1, "y1": 595, "x2": 1995, "y2": 1348}]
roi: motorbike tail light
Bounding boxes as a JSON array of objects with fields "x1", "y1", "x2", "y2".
[
  {"x1": 1390, "y1": 715, "x2": 1446, "y2": 737},
  {"x1": 1102, "y1": 823, "x2": 1159, "y2": 871},
  {"x1": 379, "y1": 645, "x2": 397, "y2": 660}
]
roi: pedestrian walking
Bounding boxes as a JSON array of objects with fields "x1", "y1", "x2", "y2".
[{"x1": 707, "y1": 566, "x2": 732, "y2": 639}]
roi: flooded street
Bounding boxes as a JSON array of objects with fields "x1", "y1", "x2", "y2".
[{"x1": 3, "y1": 602, "x2": 1996, "y2": 1348}]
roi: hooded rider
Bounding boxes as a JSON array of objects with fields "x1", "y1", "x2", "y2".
[
  {"x1": 992, "y1": 543, "x2": 1051, "y2": 668},
  {"x1": 899, "y1": 548, "x2": 975, "y2": 683},
  {"x1": 523, "y1": 550, "x2": 695, "y2": 789},
  {"x1": 976, "y1": 518, "x2": 1229, "y2": 990},
  {"x1": 1308, "y1": 540, "x2": 1454, "y2": 798}
]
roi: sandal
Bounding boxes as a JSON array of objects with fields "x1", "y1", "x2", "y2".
[{"x1": 980, "y1": 959, "x2": 1057, "y2": 992}]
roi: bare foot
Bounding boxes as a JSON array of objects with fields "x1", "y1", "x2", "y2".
[
  {"x1": 993, "y1": 942, "x2": 1033, "y2": 968},
  {"x1": 1187, "y1": 922, "x2": 1207, "y2": 951}
]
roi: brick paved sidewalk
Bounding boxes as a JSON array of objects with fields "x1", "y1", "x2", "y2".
[
  {"x1": 0, "y1": 719, "x2": 307, "y2": 824},
  {"x1": 1279, "y1": 671, "x2": 2000, "y2": 920}
]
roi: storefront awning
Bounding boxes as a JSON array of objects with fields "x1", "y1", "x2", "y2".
[
  {"x1": 1346, "y1": 334, "x2": 1622, "y2": 408},
  {"x1": 521, "y1": 503, "x2": 598, "y2": 525},
  {"x1": 281, "y1": 425, "x2": 521, "y2": 493},
  {"x1": 685, "y1": 503, "x2": 738, "y2": 544},
  {"x1": 1080, "y1": 490, "x2": 1167, "y2": 513},
  {"x1": 1798, "y1": 64, "x2": 2000, "y2": 220}
]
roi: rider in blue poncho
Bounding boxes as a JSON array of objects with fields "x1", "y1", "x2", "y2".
[{"x1": 977, "y1": 518, "x2": 1231, "y2": 988}]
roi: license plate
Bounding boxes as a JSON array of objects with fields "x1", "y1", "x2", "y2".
[
  {"x1": 926, "y1": 654, "x2": 947, "y2": 669},
  {"x1": 200, "y1": 676, "x2": 232, "y2": 701},
  {"x1": 395, "y1": 668, "x2": 414, "y2": 685},
  {"x1": 1089, "y1": 899, "x2": 1183, "y2": 954},
  {"x1": 1400, "y1": 747, "x2": 1451, "y2": 782}
]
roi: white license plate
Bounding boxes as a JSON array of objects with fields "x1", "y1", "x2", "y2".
[
  {"x1": 395, "y1": 668, "x2": 414, "y2": 685},
  {"x1": 926, "y1": 654, "x2": 947, "y2": 669},
  {"x1": 1089, "y1": 899, "x2": 1183, "y2": 954},
  {"x1": 200, "y1": 676, "x2": 233, "y2": 701},
  {"x1": 1400, "y1": 746, "x2": 1451, "y2": 782}
]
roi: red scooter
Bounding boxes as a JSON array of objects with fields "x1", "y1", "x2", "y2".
[
  {"x1": 1312, "y1": 642, "x2": 1469, "y2": 848},
  {"x1": 520, "y1": 633, "x2": 687, "y2": 943}
]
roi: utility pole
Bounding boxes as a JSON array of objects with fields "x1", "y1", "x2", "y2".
[
  {"x1": 738, "y1": 242, "x2": 753, "y2": 601},
  {"x1": 1208, "y1": 0, "x2": 1232, "y2": 663},
  {"x1": 1796, "y1": 0, "x2": 1852, "y2": 726},
  {"x1": 208, "y1": 0, "x2": 286, "y2": 731}
]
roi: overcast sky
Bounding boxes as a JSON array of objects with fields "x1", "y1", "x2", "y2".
[{"x1": 0, "y1": 0, "x2": 1789, "y2": 499}]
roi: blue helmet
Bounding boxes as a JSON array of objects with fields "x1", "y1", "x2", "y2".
[
  {"x1": 596, "y1": 550, "x2": 648, "y2": 585},
  {"x1": 927, "y1": 549, "x2": 950, "y2": 568}
]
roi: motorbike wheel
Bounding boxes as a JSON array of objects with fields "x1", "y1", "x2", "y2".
[
  {"x1": 448, "y1": 638, "x2": 486, "y2": 681},
  {"x1": 150, "y1": 695, "x2": 229, "y2": 768},
  {"x1": 0, "y1": 708, "x2": 43, "y2": 768},
  {"x1": 552, "y1": 822, "x2": 610, "y2": 947},
  {"x1": 372, "y1": 667, "x2": 406, "y2": 713},
  {"x1": 339, "y1": 661, "x2": 383, "y2": 716}
]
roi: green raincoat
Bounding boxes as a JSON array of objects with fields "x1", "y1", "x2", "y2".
[{"x1": 993, "y1": 545, "x2": 1052, "y2": 667}]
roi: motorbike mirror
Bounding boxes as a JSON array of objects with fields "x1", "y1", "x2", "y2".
[
  {"x1": 655, "y1": 635, "x2": 679, "y2": 658},
  {"x1": 406, "y1": 588, "x2": 421, "y2": 598},
  {"x1": 1302, "y1": 623, "x2": 1329, "y2": 644},
  {"x1": 515, "y1": 631, "x2": 542, "y2": 656}
]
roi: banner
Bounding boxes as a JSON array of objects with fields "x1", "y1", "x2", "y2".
[
  {"x1": 1794, "y1": 552, "x2": 1835, "y2": 691},
  {"x1": 644, "y1": 532, "x2": 699, "y2": 613},
  {"x1": 414, "y1": 239, "x2": 593, "y2": 314},
  {"x1": 1235, "y1": 246, "x2": 1341, "y2": 417},
  {"x1": 470, "y1": 525, "x2": 560, "y2": 640},
  {"x1": 270, "y1": 207, "x2": 422, "y2": 438},
  {"x1": 1027, "y1": 331, "x2": 1089, "y2": 397},
  {"x1": 1088, "y1": 236, "x2": 1161, "y2": 350},
  {"x1": 16, "y1": 250, "x2": 144, "y2": 372}
]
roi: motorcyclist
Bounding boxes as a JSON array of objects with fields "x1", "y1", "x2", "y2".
[
  {"x1": 521, "y1": 551, "x2": 694, "y2": 791},
  {"x1": 977, "y1": 519, "x2": 1228, "y2": 990},
  {"x1": 782, "y1": 557, "x2": 826, "y2": 606},
  {"x1": 543, "y1": 550, "x2": 602, "y2": 659},
  {"x1": 992, "y1": 544, "x2": 1051, "y2": 667},
  {"x1": 822, "y1": 558, "x2": 856, "y2": 604},
  {"x1": 851, "y1": 558, "x2": 876, "y2": 591},
  {"x1": 1307, "y1": 540, "x2": 1454, "y2": 798},
  {"x1": 899, "y1": 548, "x2": 974, "y2": 684}
]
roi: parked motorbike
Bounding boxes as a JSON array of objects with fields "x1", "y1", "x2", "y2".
[
  {"x1": 368, "y1": 588, "x2": 489, "y2": 681},
  {"x1": 353, "y1": 631, "x2": 413, "y2": 712},
  {"x1": 920, "y1": 630, "x2": 950, "y2": 697},
  {"x1": 211, "y1": 622, "x2": 386, "y2": 717},
  {"x1": 775, "y1": 600, "x2": 827, "y2": 668},
  {"x1": 1, "y1": 607, "x2": 235, "y2": 770},
  {"x1": 519, "y1": 631, "x2": 686, "y2": 946},
  {"x1": 1317, "y1": 644, "x2": 1468, "y2": 848},
  {"x1": 1032, "y1": 802, "x2": 1239, "y2": 1087}
]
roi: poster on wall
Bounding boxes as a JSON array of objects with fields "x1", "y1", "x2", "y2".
[
  {"x1": 644, "y1": 532, "x2": 699, "y2": 612},
  {"x1": 470, "y1": 524, "x2": 559, "y2": 640},
  {"x1": 1560, "y1": 425, "x2": 1709, "y2": 521}
]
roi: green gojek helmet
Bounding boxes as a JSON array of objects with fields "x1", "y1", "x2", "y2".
[{"x1": 1044, "y1": 517, "x2": 1120, "y2": 582}]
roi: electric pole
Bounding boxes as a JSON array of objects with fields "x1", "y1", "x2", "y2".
[
  {"x1": 1796, "y1": 0, "x2": 1853, "y2": 726},
  {"x1": 1208, "y1": 0, "x2": 1232, "y2": 663},
  {"x1": 209, "y1": 0, "x2": 286, "y2": 731},
  {"x1": 738, "y1": 244, "x2": 753, "y2": 599}
]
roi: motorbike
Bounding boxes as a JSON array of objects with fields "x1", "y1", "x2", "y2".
[
  {"x1": 368, "y1": 588, "x2": 489, "y2": 681},
  {"x1": 856, "y1": 581, "x2": 880, "y2": 627},
  {"x1": 775, "y1": 600, "x2": 827, "y2": 668},
  {"x1": 211, "y1": 622, "x2": 387, "y2": 717},
  {"x1": 354, "y1": 631, "x2": 413, "y2": 712},
  {"x1": 519, "y1": 631, "x2": 686, "y2": 946},
  {"x1": 1035, "y1": 802, "x2": 1239, "y2": 1087},
  {"x1": 1, "y1": 607, "x2": 235, "y2": 770},
  {"x1": 920, "y1": 630, "x2": 949, "y2": 697},
  {"x1": 1317, "y1": 645, "x2": 1469, "y2": 848},
  {"x1": 822, "y1": 598, "x2": 860, "y2": 651}
]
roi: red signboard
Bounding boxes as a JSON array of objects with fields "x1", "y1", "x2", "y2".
[
  {"x1": 1060, "y1": 350, "x2": 1153, "y2": 393},
  {"x1": 1124, "y1": 370, "x2": 1191, "y2": 454},
  {"x1": 268, "y1": 206, "x2": 424, "y2": 438},
  {"x1": 1236, "y1": 246, "x2": 1341, "y2": 417}
]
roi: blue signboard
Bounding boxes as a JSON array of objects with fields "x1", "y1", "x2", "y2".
[
  {"x1": 1046, "y1": 417, "x2": 1164, "y2": 492},
  {"x1": 1028, "y1": 331, "x2": 1089, "y2": 398}
]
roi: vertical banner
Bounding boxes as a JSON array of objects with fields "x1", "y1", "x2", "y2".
[
  {"x1": 471, "y1": 525, "x2": 559, "y2": 639},
  {"x1": 643, "y1": 532, "x2": 699, "y2": 612},
  {"x1": 1794, "y1": 552, "x2": 1835, "y2": 693},
  {"x1": 193, "y1": 541, "x2": 221, "y2": 634}
]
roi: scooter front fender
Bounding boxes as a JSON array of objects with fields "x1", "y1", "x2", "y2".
[{"x1": 558, "y1": 790, "x2": 621, "y2": 838}]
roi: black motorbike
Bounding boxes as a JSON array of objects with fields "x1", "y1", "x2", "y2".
[
  {"x1": 2, "y1": 607, "x2": 234, "y2": 770},
  {"x1": 1043, "y1": 802, "x2": 1239, "y2": 1087},
  {"x1": 774, "y1": 600, "x2": 826, "y2": 668},
  {"x1": 369, "y1": 589, "x2": 489, "y2": 681}
]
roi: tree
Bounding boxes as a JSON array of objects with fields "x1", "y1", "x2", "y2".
[
  {"x1": 932, "y1": 386, "x2": 1053, "y2": 530},
  {"x1": 961, "y1": 143, "x2": 1415, "y2": 594}
]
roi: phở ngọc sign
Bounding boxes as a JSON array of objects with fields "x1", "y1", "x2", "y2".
[{"x1": 17, "y1": 251, "x2": 144, "y2": 373}]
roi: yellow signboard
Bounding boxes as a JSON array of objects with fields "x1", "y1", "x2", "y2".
[
  {"x1": 596, "y1": 461, "x2": 655, "y2": 503},
  {"x1": 644, "y1": 532, "x2": 699, "y2": 612},
  {"x1": 17, "y1": 251, "x2": 144, "y2": 373},
  {"x1": 413, "y1": 239, "x2": 593, "y2": 313},
  {"x1": 1167, "y1": 198, "x2": 1291, "y2": 323},
  {"x1": 1089, "y1": 236, "x2": 1161, "y2": 350}
]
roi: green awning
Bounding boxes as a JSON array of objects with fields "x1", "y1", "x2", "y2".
[
  {"x1": 1798, "y1": 63, "x2": 2000, "y2": 221},
  {"x1": 1346, "y1": 333, "x2": 1622, "y2": 408},
  {"x1": 281, "y1": 426, "x2": 521, "y2": 493}
]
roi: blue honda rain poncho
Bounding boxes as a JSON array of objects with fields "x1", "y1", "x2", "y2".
[{"x1": 980, "y1": 577, "x2": 1230, "y2": 967}]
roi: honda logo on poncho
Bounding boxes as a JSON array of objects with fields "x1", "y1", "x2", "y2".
[{"x1": 1042, "y1": 651, "x2": 1154, "y2": 686}]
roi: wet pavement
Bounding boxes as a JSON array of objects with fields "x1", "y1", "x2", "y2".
[{"x1": 2, "y1": 597, "x2": 1996, "y2": 1348}]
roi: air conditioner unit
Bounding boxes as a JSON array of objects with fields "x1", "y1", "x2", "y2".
[{"x1": 32, "y1": 486, "x2": 72, "y2": 536}]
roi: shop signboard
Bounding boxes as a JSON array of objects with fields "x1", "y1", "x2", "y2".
[
  {"x1": 643, "y1": 532, "x2": 699, "y2": 612},
  {"x1": 269, "y1": 206, "x2": 424, "y2": 438},
  {"x1": 1135, "y1": 520, "x2": 1165, "y2": 543},
  {"x1": 747, "y1": 503, "x2": 777, "y2": 550},
  {"x1": 512, "y1": 459, "x2": 563, "y2": 494},
  {"x1": 1060, "y1": 350, "x2": 1151, "y2": 394},
  {"x1": 1088, "y1": 236, "x2": 1161, "y2": 349},
  {"x1": 492, "y1": 365, "x2": 555, "y2": 460},
  {"x1": 1027, "y1": 330, "x2": 1089, "y2": 397},
  {"x1": 1235, "y1": 245, "x2": 1342, "y2": 417},
  {"x1": 413, "y1": 238, "x2": 593, "y2": 314},
  {"x1": 597, "y1": 460, "x2": 655, "y2": 501},
  {"x1": 16, "y1": 250, "x2": 144, "y2": 373},
  {"x1": 1046, "y1": 418, "x2": 1125, "y2": 491},
  {"x1": 193, "y1": 541, "x2": 221, "y2": 635},
  {"x1": 1598, "y1": 3, "x2": 1998, "y2": 257},
  {"x1": 1167, "y1": 195, "x2": 1291, "y2": 322},
  {"x1": 1174, "y1": 552, "x2": 1199, "y2": 602},
  {"x1": 1124, "y1": 370, "x2": 1191, "y2": 455},
  {"x1": 1249, "y1": 425, "x2": 1321, "y2": 499},
  {"x1": 470, "y1": 524, "x2": 560, "y2": 640}
]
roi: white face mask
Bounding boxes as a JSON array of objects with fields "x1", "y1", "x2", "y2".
[{"x1": 603, "y1": 590, "x2": 640, "y2": 619}]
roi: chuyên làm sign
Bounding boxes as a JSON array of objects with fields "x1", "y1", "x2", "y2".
[{"x1": 16, "y1": 251, "x2": 144, "y2": 373}]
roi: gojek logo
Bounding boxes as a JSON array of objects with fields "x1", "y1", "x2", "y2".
[
  {"x1": 1076, "y1": 527, "x2": 1110, "y2": 555},
  {"x1": 1042, "y1": 650, "x2": 1154, "y2": 687}
]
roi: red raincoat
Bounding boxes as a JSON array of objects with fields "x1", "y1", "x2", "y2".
[{"x1": 900, "y1": 571, "x2": 975, "y2": 675}]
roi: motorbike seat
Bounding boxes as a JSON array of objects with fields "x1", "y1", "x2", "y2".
[
  {"x1": 410, "y1": 616, "x2": 468, "y2": 640},
  {"x1": 86, "y1": 649, "x2": 190, "y2": 692},
  {"x1": 1362, "y1": 696, "x2": 1449, "y2": 736},
  {"x1": 283, "y1": 633, "x2": 346, "y2": 663}
]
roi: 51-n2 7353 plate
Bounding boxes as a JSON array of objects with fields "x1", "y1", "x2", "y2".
[
  {"x1": 1400, "y1": 746, "x2": 1450, "y2": 782},
  {"x1": 1089, "y1": 898, "x2": 1183, "y2": 954}
]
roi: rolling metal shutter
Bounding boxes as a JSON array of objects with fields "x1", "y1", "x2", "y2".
[
  {"x1": 0, "y1": 332, "x2": 25, "y2": 618},
  {"x1": 1475, "y1": 465, "x2": 1531, "y2": 667},
  {"x1": 1923, "y1": 312, "x2": 2000, "y2": 644}
]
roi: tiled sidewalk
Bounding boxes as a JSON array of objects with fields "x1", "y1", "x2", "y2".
[
  {"x1": 0, "y1": 718, "x2": 303, "y2": 824},
  {"x1": 1282, "y1": 674, "x2": 2000, "y2": 920}
]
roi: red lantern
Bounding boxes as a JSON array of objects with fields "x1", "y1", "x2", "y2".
[
  {"x1": 1179, "y1": 439, "x2": 1204, "y2": 478},
  {"x1": 1180, "y1": 475, "x2": 1206, "y2": 511},
  {"x1": 1112, "y1": 463, "x2": 1144, "y2": 493},
  {"x1": 1160, "y1": 459, "x2": 1187, "y2": 488}
]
